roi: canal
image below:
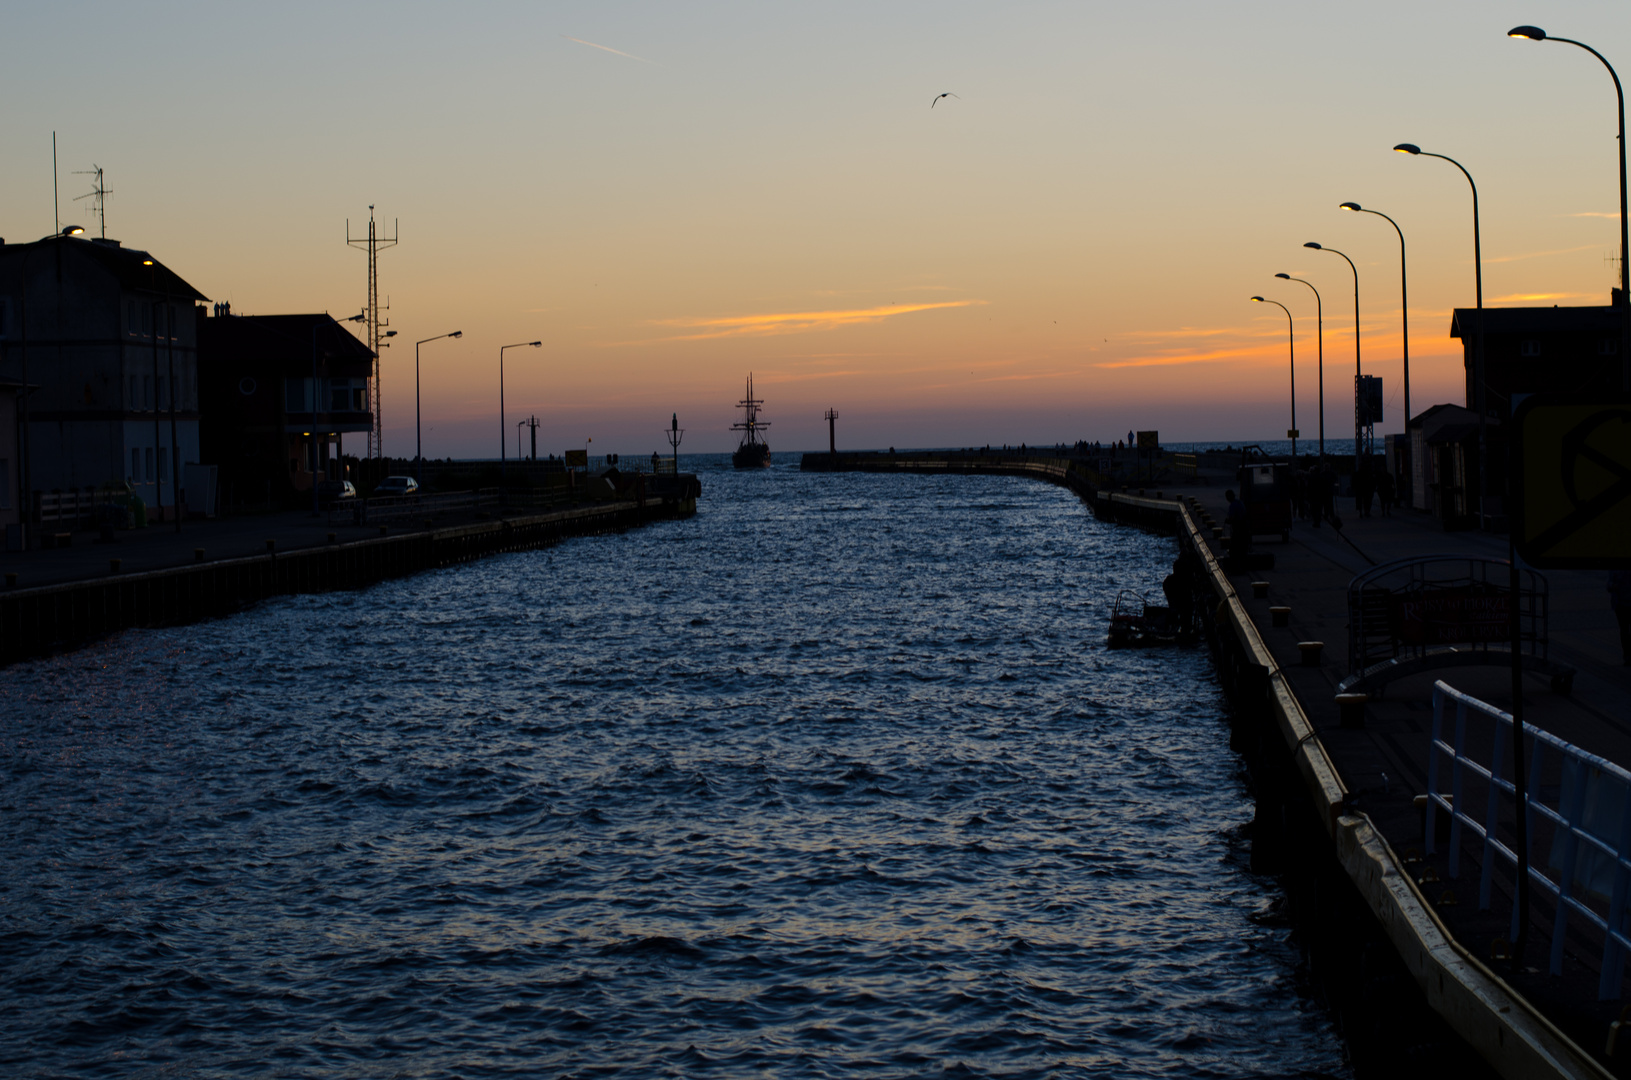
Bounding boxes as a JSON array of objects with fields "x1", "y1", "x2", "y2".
[{"x1": 1, "y1": 457, "x2": 1349, "y2": 1077}]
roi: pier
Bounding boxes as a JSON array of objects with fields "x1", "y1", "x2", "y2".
[
  {"x1": 0, "y1": 473, "x2": 700, "y2": 667},
  {"x1": 805, "y1": 447, "x2": 1625, "y2": 1080}
]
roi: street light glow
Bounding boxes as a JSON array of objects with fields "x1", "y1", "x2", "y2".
[
  {"x1": 1303, "y1": 241, "x2": 1322, "y2": 250},
  {"x1": 1250, "y1": 296, "x2": 1265, "y2": 302},
  {"x1": 1339, "y1": 202, "x2": 1361, "y2": 212},
  {"x1": 1394, "y1": 143, "x2": 1421, "y2": 155},
  {"x1": 1509, "y1": 25, "x2": 1546, "y2": 41}
]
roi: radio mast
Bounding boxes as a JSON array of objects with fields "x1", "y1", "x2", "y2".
[{"x1": 346, "y1": 206, "x2": 398, "y2": 458}]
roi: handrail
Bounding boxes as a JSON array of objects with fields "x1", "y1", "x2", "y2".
[{"x1": 1428, "y1": 679, "x2": 1631, "y2": 998}]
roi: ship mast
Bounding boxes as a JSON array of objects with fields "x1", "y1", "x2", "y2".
[{"x1": 731, "y1": 372, "x2": 770, "y2": 447}]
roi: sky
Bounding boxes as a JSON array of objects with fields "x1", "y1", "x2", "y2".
[{"x1": 3, "y1": 1, "x2": 1628, "y2": 456}]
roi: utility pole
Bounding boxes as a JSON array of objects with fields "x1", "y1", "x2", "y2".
[{"x1": 347, "y1": 207, "x2": 398, "y2": 459}]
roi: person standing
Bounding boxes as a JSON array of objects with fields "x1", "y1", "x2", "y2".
[
  {"x1": 1609, "y1": 570, "x2": 1631, "y2": 666},
  {"x1": 1225, "y1": 488, "x2": 1250, "y2": 560}
]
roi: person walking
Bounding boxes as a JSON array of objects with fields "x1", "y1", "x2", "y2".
[{"x1": 1610, "y1": 570, "x2": 1631, "y2": 666}]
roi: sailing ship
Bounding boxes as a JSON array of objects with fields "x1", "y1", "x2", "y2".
[{"x1": 731, "y1": 373, "x2": 772, "y2": 469}]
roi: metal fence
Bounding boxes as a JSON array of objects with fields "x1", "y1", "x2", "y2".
[{"x1": 1427, "y1": 679, "x2": 1631, "y2": 998}]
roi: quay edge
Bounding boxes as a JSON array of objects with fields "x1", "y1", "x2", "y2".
[
  {"x1": 803, "y1": 449, "x2": 1609, "y2": 1080},
  {"x1": 0, "y1": 490, "x2": 698, "y2": 668}
]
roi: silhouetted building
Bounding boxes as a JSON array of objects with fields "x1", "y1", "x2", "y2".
[
  {"x1": 197, "y1": 307, "x2": 374, "y2": 510},
  {"x1": 1450, "y1": 299, "x2": 1625, "y2": 420},
  {"x1": 0, "y1": 231, "x2": 208, "y2": 534},
  {"x1": 1407, "y1": 403, "x2": 1496, "y2": 529},
  {"x1": 0, "y1": 378, "x2": 20, "y2": 544}
]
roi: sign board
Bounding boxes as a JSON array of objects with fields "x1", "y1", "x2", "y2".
[
  {"x1": 1393, "y1": 587, "x2": 1510, "y2": 646},
  {"x1": 1136, "y1": 430, "x2": 1158, "y2": 450},
  {"x1": 1356, "y1": 375, "x2": 1383, "y2": 424},
  {"x1": 563, "y1": 449, "x2": 588, "y2": 468},
  {"x1": 1513, "y1": 395, "x2": 1631, "y2": 568},
  {"x1": 1287, "y1": 429, "x2": 1300, "y2": 439}
]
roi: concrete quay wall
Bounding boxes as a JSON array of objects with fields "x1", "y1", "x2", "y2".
[
  {"x1": 800, "y1": 450, "x2": 1607, "y2": 1080},
  {"x1": 0, "y1": 499, "x2": 671, "y2": 667}
]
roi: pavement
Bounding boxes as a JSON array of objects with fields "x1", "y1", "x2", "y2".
[{"x1": 6, "y1": 507, "x2": 449, "y2": 590}]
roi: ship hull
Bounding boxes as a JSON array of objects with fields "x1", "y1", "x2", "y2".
[{"x1": 732, "y1": 443, "x2": 772, "y2": 469}]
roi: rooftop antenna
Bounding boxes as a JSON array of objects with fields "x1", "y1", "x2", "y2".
[
  {"x1": 52, "y1": 133, "x2": 59, "y2": 234},
  {"x1": 347, "y1": 205, "x2": 399, "y2": 459},
  {"x1": 71, "y1": 164, "x2": 110, "y2": 238}
]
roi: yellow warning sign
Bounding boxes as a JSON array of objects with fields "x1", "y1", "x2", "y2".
[
  {"x1": 563, "y1": 449, "x2": 588, "y2": 468},
  {"x1": 1514, "y1": 396, "x2": 1631, "y2": 568}
]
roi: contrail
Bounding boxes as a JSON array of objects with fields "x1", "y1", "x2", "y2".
[{"x1": 562, "y1": 35, "x2": 655, "y2": 64}]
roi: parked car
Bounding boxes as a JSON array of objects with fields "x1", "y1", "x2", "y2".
[
  {"x1": 374, "y1": 476, "x2": 420, "y2": 498},
  {"x1": 315, "y1": 479, "x2": 357, "y2": 509}
]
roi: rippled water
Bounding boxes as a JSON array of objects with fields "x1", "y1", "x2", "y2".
[{"x1": 2, "y1": 459, "x2": 1348, "y2": 1078}]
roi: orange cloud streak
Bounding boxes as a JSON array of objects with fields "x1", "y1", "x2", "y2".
[{"x1": 639, "y1": 299, "x2": 986, "y2": 342}]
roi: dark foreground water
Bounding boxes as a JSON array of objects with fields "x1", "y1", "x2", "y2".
[{"x1": 1, "y1": 460, "x2": 1348, "y2": 1078}]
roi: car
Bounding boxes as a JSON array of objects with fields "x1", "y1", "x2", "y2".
[
  {"x1": 373, "y1": 476, "x2": 419, "y2": 498},
  {"x1": 315, "y1": 479, "x2": 357, "y2": 508}
]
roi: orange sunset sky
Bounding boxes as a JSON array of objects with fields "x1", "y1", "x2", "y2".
[{"x1": 3, "y1": 1, "x2": 1628, "y2": 456}]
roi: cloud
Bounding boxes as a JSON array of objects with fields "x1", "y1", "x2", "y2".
[
  {"x1": 562, "y1": 35, "x2": 655, "y2": 64},
  {"x1": 1489, "y1": 292, "x2": 1592, "y2": 304},
  {"x1": 637, "y1": 300, "x2": 986, "y2": 342},
  {"x1": 1568, "y1": 212, "x2": 1622, "y2": 219},
  {"x1": 1096, "y1": 345, "x2": 1268, "y2": 370}
]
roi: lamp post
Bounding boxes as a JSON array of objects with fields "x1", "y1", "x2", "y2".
[
  {"x1": 1276, "y1": 273, "x2": 1324, "y2": 461},
  {"x1": 1341, "y1": 202, "x2": 1411, "y2": 426},
  {"x1": 14, "y1": 226, "x2": 85, "y2": 547},
  {"x1": 498, "y1": 341, "x2": 541, "y2": 485},
  {"x1": 1510, "y1": 24, "x2": 1629, "y2": 386},
  {"x1": 1394, "y1": 143, "x2": 1486, "y2": 513},
  {"x1": 1304, "y1": 242, "x2": 1364, "y2": 463},
  {"x1": 415, "y1": 331, "x2": 463, "y2": 483},
  {"x1": 1250, "y1": 297, "x2": 1297, "y2": 460},
  {"x1": 311, "y1": 313, "x2": 368, "y2": 516}
]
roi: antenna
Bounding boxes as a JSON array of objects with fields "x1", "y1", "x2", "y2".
[
  {"x1": 52, "y1": 133, "x2": 59, "y2": 234},
  {"x1": 71, "y1": 164, "x2": 110, "y2": 238},
  {"x1": 347, "y1": 206, "x2": 399, "y2": 459}
]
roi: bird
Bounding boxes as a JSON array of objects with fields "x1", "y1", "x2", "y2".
[{"x1": 931, "y1": 92, "x2": 960, "y2": 108}]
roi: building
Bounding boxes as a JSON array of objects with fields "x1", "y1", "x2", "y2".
[
  {"x1": 197, "y1": 307, "x2": 374, "y2": 510},
  {"x1": 0, "y1": 378, "x2": 21, "y2": 546},
  {"x1": 1406, "y1": 403, "x2": 1496, "y2": 529},
  {"x1": 1450, "y1": 299, "x2": 1626, "y2": 420},
  {"x1": 0, "y1": 229, "x2": 209, "y2": 538}
]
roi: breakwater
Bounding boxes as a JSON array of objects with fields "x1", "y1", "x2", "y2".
[
  {"x1": 0, "y1": 492, "x2": 695, "y2": 667},
  {"x1": 801, "y1": 449, "x2": 1605, "y2": 1080}
]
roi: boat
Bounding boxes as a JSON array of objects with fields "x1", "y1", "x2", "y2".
[
  {"x1": 731, "y1": 373, "x2": 772, "y2": 469},
  {"x1": 1107, "y1": 590, "x2": 1197, "y2": 648}
]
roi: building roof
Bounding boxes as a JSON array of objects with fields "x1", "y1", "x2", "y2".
[
  {"x1": 1450, "y1": 303, "x2": 1623, "y2": 338},
  {"x1": 198, "y1": 312, "x2": 375, "y2": 369},
  {"x1": 0, "y1": 234, "x2": 208, "y2": 301}
]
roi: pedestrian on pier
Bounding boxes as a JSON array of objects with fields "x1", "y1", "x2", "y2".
[
  {"x1": 1609, "y1": 570, "x2": 1631, "y2": 666},
  {"x1": 1225, "y1": 489, "x2": 1250, "y2": 559}
]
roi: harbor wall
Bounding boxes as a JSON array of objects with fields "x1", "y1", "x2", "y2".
[
  {"x1": 0, "y1": 498, "x2": 686, "y2": 667},
  {"x1": 801, "y1": 451, "x2": 1607, "y2": 1080}
]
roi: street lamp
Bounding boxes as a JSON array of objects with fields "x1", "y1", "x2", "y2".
[
  {"x1": 499, "y1": 341, "x2": 541, "y2": 484},
  {"x1": 1304, "y1": 242, "x2": 1364, "y2": 462},
  {"x1": 1394, "y1": 142, "x2": 1486, "y2": 512},
  {"x1": 415, "y1": 331, "x2": 463, "y2": 483},
  {"x1": 312, "y1": 312, "x2": 367, "y2": 516},
  {"x1": 1251, "y1": 296, "x2": 1297, "y2": 460},
  {"x1": 1510, "y1": 24, "x2": 1629, "y2": 383},
  {"x1": 1341, "y1": 202, "x2": 1412, "y2": 427},
  {"x1": 1276, "y1": 273, "x2": 1325, "y2": 460}
]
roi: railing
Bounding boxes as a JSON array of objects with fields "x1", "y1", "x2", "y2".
[
  {"x1": 1427, "y1": 679, "x2": 1631, "y2": 998},
  {"x1": 34, "y1": 488, "x2": 99, "y2": 526},
  {"x1": 1173, "y1": 453, "x2": 1197, "y2": 480}
]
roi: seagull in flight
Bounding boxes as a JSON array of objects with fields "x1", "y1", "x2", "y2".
[{"x1": 931, "y1": 92, "x2": 960, "y2": 108}]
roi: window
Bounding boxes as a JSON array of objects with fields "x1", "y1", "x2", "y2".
[
  {"x1": 1520, "y1": 340, "x2": 1540, "y2": 357},
  {"x1": 141, "y1": 305, "x2": 152, "y2": 336},
  {"x1": 0, "y1": 458, "x2": 10, "y2": 508},
  {"x1": 132, "y1": 448, "x2": 142, "y2": 482},
  {"x1": 144, "y1": 375, "x2": 154, "y2": 410},
  {"x1": 1601, "y1": 338, "x2": 1620, "y2": 356},
  {"x1": 158, "y1": 444, "x2": 169, "y2": 482},
  {"x1": 130, "y1": 375, "x2": 140, "y2": 409},
  {"x1": 0, "y1": 297, "x2": 10, "y2": 339},
  {"x1": 158, "y1": 376, "x2": 167, "y2": 410},
  {"x1": 127, "y1": 299, "x2": 137, "y2": 336},
  {"x1": 145, "y1": 448, "x2": 154, "y2": 482}
]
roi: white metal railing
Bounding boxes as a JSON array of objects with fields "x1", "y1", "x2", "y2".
[{"x1": 1427, "y1": 679, "x2": 1631, "y2": 998}]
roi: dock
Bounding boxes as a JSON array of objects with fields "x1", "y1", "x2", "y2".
[
  {"x1": 804, "y1": 447, "x2": 1626, "y2": 1080},
  {"x1": 0, "y1": 474, "x2": 700, "y2": 667}
]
